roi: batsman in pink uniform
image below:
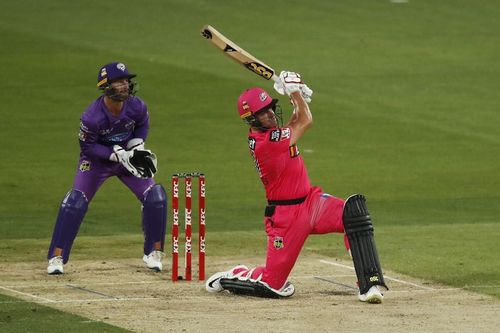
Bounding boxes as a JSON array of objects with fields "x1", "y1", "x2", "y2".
[{"x1": 207, "y1": 71, "x2": 387, "y2": 302}]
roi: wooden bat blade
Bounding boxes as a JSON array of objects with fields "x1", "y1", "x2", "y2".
[{"x1": 201, "y1": 25, "x2": 277, "y2": 81}]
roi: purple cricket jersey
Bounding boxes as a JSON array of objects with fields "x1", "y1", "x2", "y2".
[{"x1": 78, "y1": 95, "x2": 149, "y2": 162}]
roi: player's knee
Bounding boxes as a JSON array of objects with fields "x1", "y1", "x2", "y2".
[
  {"x1": 62, "y1": 189, "x2": 89, "y2": 211},
  {"x1": 143, "y1": 184, "x2": 167, "y2": 207},
  {"x1": 342, "y1": 194, "x2": 373, "y2": 235}
]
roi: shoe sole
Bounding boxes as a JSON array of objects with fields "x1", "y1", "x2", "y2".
[
  {"x1": 359, "y1": 294, "x2": 383, "y2": 303},
  {"x1": 147, "y1": 267, "x2": 161, "y2": 272},
  {"x1": 48, "y1": 270, "x2": 63, "y2": 275},
  {"x1": 366, "y1": 296, "x2": 383, "y2": 304}
]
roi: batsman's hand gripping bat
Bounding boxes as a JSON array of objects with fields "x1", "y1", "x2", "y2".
[{"x1": 201, "y1": 25, "x2": 281, "y2": 84}]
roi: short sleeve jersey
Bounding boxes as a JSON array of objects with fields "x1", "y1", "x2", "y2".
[
  {"x1": 78, "y1": 96, "x2": 149, "y2": 161},
  {"x1": 248, "y1": 127, "x2": 311, "y2": 201}
]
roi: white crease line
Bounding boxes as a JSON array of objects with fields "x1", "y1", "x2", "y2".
[
  {"x1": 294, "y1": 274, "x2": 355, "y2": 279},
  {"x1": 0, "y1": 285, "x2": 56, "y2": 303},
  {"x1": 389, "y1": 288, "x2": 461, "y2": 293},
  {"x1": 319, "y1": 259, "x2": 434, "y2": 290},
  {"x1": 51, "y1": 297, "x2": 158, "y2": 304},
  {"x1": 0, "y1": 280, "x2": 166, "y2": 289},
  {"x1": 0, "y1": 297, "x2": 158, "y2": 305}
]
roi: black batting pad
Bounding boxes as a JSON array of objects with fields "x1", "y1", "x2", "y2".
[{"x1": 343, "y1": 194, "x2": 388, "y2": 294}]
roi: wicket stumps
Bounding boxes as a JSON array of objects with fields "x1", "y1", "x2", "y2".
[{"x1": 171, "y1": 172, "x2": 206, "y2": 281}]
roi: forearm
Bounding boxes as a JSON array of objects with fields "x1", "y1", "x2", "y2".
[
  {"x1": 80, "y1": 141, "x2": 115, "y2": 161},
  {"x1": 287, "y1": 91, "x2": 313, "y2": 145},
  {"x1": 289, "y1": 91, "x2": 312, "y2": 125}
]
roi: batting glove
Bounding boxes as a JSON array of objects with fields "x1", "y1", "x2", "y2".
[
  {"x1": 273, "y1": 71, "x2": 313, "y2": 103},
  {"x1": 299, "y1": 84, "x2": 313, "y2": 103}
]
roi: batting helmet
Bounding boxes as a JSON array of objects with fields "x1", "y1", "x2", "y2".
[{"x1": 237, "y1": 87, "x2": 281, "y2": 129}]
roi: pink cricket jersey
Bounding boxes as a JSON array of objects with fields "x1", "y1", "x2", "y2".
[{"x1": 248, "y1": 126, "x2": 311, "y2": 201}]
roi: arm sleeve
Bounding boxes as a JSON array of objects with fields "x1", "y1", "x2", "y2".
[
  {"x1": 78, "y1": 119, "x2": 114, "y2": 161},
  {"x1": 132, "y1": 102, "x2": 150, "y2": 141}
]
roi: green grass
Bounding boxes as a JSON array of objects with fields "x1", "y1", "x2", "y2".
[
  {"x1": 0, "y1": 294, "x2": 131, "y2": 333},
  {"x1": 1, "y1": 0, "x2": 499, "y2": 330}
]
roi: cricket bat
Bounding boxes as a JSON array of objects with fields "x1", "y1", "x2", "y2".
[{"x1": 201, "y1": 25, "x2": 281, "y2": 84}]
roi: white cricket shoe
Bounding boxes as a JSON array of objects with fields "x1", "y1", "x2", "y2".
[
  {"x1": 275, "y1": 281, "x2": 295, "y2": 297},
  {"x1": 143, "y1": 250, "x2": 164, "y2": 272},
  {"x1": 205, "y1": 265, "x2": 249, "y2": 293},
  {"x1": 358, "y1": 285, "x2": 384, "y2": 303},
  {"x1": 47, "y1": 256, "x2": 64, "y2": 275}
]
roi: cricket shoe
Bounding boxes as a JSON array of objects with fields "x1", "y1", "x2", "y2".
[
  {"x1": 143, "y1": 250, "x2": 164, "y2": 272},
  {"x1": 205, "y1": 265, "x2": 249, "y2": 293},
  {"x1": 358, "y1": 285, "x2": 384, "y2": 304},
  {"x1": 47, "y1": 256, "x2": 64, "y2": 275},
  {"x1": 274, "y1": 281, "x2": 295, "y2": 298}
]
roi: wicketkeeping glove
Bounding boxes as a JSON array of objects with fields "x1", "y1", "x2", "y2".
[
  {"x1": 129, "y1": 149, "x2": 158, "y2": 178},
  {"x1": 112, "y1": 145, "x2": 157, "y2": 179},
  {"x1": 273, "y1": 71, "x2": 313, "y2": 103}
]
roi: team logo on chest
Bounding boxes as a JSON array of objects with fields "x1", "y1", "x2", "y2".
[
  {"x1": 125, "y1": 120, "x2": 135, "y2": 130},
  {"x1": 270, "y1": 129, "x2": 281, "y2": 142},
  {"x1": 270, "y1": 128, "x2": 291, "y2": 142}
]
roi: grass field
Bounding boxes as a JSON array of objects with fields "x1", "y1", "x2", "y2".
[{"x1": 1, "y1": 0, "x2": 499, "y2": 331}]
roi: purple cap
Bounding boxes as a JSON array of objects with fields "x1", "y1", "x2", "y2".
[{"x1": 97, "y1": 62, "x2": 136, "y2": 88}]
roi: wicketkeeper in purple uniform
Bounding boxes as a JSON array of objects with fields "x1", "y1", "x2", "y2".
[{"x1": 47, "y1": 62, "x2": 167, "y2": 275}]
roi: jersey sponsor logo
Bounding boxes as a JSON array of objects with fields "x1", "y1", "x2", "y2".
[
  {"x1": 248, "y1": 137, "x2": 256, "y2": 150},
  {"x1": 273, "y1": 236, "x2": 284, "y2": 249},
  {"x1": 289, "y1": 144, "x2": 300, "y2": 158},
  {"x1": 280, "y1": 128, "x2": 291, "y2": 140},
  {"x1": 99, "y1": 128, "x2": 112, "y2": 135},
  {"x1": 79, "y1": 160, "x2": 91, "y2": 172},
  {"x1": 270, "y1": 129, "x2": 281, "y2": 142},
  {"x1": 106, "y1": 132, "x2": 129, "y2": 142},
  {"x1": 78, "y1": 129, "x2": 87, "y2": 141}
]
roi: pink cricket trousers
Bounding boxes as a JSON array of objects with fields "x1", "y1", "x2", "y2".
[{"x1": 249, "y1": 186, "x2": 347, "y2": 290}]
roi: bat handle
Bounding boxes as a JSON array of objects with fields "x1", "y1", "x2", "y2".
[{"x1": 271, "y1": 74, "x2": 281, "y2": 84}]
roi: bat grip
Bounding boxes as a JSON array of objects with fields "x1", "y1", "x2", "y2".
[{"x1": 271, "y1": 74, "x2": 281, "y2": 84}]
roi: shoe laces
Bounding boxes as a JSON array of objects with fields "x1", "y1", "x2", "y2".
[
  {"x1": 150, "y1": 251, "x2": 164, "y2": 261},
  {"x1": 50, "y1": 256, "x2": 63, "y2": 266}
]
